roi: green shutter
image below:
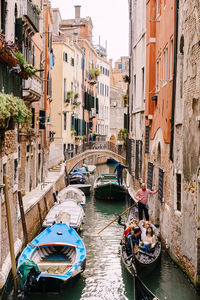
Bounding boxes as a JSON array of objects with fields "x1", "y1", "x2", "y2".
[
  {"x1": 96, "y1": 98, "x2": 99, "y2": 114},
  {"x1": 82, "y1": 120, "x2": 86, "y2": 136},
  {"x1": 15, "y1": 18, "x2": 23, "y2": 45},
  {"x1": 124, "y1": 113, "x2": 127, "y2": 129},
  {"x1": 92, "y1": 96, "x2": 94, "y2": 108}
]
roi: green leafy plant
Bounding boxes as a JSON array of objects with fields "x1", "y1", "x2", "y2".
[
  {"x1": 67, "y1": 90, "x2": 73, "y2": 100},
  {"x1": 74, "y1": 93, "x2": 79, "y2": 99},
  {"x1": 14, "y1": 51, "x2": 38, "y2": 78},
  {"x1": 33, "y1": 4, "x2": 41, "y2": 14},
  {"x1": 89, "y1": 67, "x2": 101, "y2": 79},
  {"x1": 0, "y1": 93, "x2": 32, "y2": 129},
  {"x1": 118, "y1": 128, "x2": 128, "y2": 146},
  {"x1": 74, "y1": 101, "x2": 80, "y2": 107},
  {"x1": 71, "y1": 129, "x2": 77, "y2": 136}
]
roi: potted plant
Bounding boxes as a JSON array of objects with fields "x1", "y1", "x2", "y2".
[
  {"x1": 71, "y1": 129, "x2": 77, "y2": 137},
  {"x1": 0, "y1": 92, "x2": 32, "y2": 131},
  {"x1": 74, "y1": 93, "x2": 79, "y2": 99},
  {"x1": 74, "y1": 101, "x2": 80, "y2": 107},
  {"x1": 67, "y1": 90, "x2": 73, "y2": 102},
  {"x1": 14, "y1": 51, "x2": 38, "y2": 79},
  {"x1": 122, "y1": 94, "x2": 128, "y2": 107}
]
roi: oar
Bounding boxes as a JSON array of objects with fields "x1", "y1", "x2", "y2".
[{"x1": 97, "y1": 202, "x2": 137, "y2": 235}]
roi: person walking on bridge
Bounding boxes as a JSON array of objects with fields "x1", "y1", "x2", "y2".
[{"x1": 113, "y1": 161, "x2": 128, "y2": 185}]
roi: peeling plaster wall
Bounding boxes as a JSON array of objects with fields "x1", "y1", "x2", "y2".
[{"x1": 172, "y1": 0, "x2": 200, "y2": 288}]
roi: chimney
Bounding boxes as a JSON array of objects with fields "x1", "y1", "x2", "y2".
[{"x1": 74, "y1": 5, "x2": 81, "y2": 19}]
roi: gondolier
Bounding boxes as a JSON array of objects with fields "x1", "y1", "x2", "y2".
[
  {"x1": 113, "y1": 161, "x2": 128, "y2": 185},
  {"x1": 135, "y1": 183, "x2": 158, "y2": 221}
]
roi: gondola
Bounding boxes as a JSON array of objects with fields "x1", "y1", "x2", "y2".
[
  {"x1": 120, "y1": 240, "x2": 159, "y2": 299},
  {"x1": 94, "y1": 173, "x2": 127, "y2": 201},
  {"x1": 124, "y1": 205, "x2": 161, "y2": 271}
]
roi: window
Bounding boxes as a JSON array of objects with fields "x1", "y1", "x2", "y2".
[
  {"x1": 13, "y1": 158, "x2": 18, "y2": 185},
  {"x1": 71, "y1": 58, "x2": 74, "y2": 66},
  {"x1": 156, "y1": 58, "x2": 160, "y2": 91},
  {"x1": 134, "y1": 74, "x2": 136, "y2": 101},
  {"x1": 118, "y1": 63, "x2": 122, "y2": 69},
  {"x1": 163, "y1": 49, "x2": 165, "y2": 85},
  {"x1": 176, "y1": 173, "x2": 181, "y2": 211},
  {"x1": 64, "y1": 79, "x2": 67, "y2": 102},
  {"x1": 170, "y1": 38, "x2": 173, "y2": 80},
  {"x1": 64, "y1": 113, "x2": 66, "y2": 131},
  {"x1": 145, "y1": 126, "x2": 150, "y2": 153},
  {"x1": 165, "y1": 46, "x2": 168, "y2": 84},
  {"x1": 63, "y1": 52, "x2": 68, "y2": 62},
  {"x1": 147, "y1": 162, "x2": 154, "y2": 190},
  {"x1": 156, "y1": 0, "x2": 160, "y2": 17},
  {"x1": 142, "y1": 67, "x2": 145, "y2": 100},
  {"x1": 158, "y1": 168, "x2": 164, "y2": 202}
]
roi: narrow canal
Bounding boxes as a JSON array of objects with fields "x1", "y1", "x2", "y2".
[{"x1": 2, "y1": 164, "x2": 200, "y2": 300}]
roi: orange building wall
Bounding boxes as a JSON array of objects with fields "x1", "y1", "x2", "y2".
[{"x1": 145, "y1": 0, "x2": 175, "y2": 143}]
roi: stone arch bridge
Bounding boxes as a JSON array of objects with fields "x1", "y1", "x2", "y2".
[{"x1": 65, "y1": 149, "x2": 126, "y2": 174}]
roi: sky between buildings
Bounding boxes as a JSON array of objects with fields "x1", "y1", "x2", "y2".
[{"x1": 50, "y1": 0, "x2": 129, "y2": 62}]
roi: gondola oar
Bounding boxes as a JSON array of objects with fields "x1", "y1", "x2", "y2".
[{"x1": 97, "y1": 202, "x2": 138, "y2": 235}]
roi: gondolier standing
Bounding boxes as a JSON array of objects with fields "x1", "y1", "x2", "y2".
[
  {"x1": 135, "y1": 183, "x2": 158, "y2": 221},
  {"x1": 113, "y1": 161, "x2": 128, "y2": 185}
]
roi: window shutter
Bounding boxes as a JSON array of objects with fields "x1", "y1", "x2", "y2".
[
  {"x1": 145, "y1": 126, "x2": 150, "y2": 153},
  {"x1": 39, "y1": 110, "x2": 45, "y2": 129},
  {"x1": 91, "y1": 96, "x2": 94, "y2": 108},
  {"x1": 31, "y1": 108, "x2": 35, "y2": 129},
  {"x1": 147, "y1": 162, "x2": 154, "y2": 190},
  {"x1": 96, "y1": 98, "x2": 99, "y2": 114},
  {"x1": 158, "y1": 168, "x2": 164, "y2": 202},
  {"x1": 139, "y1": 140, "x2": 143, "y2": 177},
  {"x1": 82, "y1": 120, "x2": 86, "y2": 136},
  {"x1": 124, "y1": 113, "x2": 127, "y2": 129},
  {"x1": 135, "y1": 140, "x2": 139, "y2": 179},
  {"x1": 15, "y1": 18, "x2": 23, "y2": 45}
]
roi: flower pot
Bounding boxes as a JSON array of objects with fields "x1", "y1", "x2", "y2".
[{"x1": 20, "y1": 70, "x2": 29, "y2": 80}]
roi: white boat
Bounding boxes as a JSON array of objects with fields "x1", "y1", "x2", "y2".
[
  {"x1": 57, "y1": 186, "x2": 86, "y2": 207},
  {"x1": 43, "y1": 199, "x2": 85, "y2": 231},
  {"x1": 68, "y1": 184, "x2": 91, "y2": 195},
  {"x1": 83, "y1": 164, "x2": 96, "y2": 174}
]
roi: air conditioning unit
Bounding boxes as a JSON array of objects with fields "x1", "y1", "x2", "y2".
[
  {"x1": 148, "y1": 115, "x2": 153, "y2": 120},
  {"x1": 90, "y1": 108, "x2": 96, "y2": 118}
]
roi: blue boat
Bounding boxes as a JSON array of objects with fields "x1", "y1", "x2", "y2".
[
  {"x1": 69, "y1": 171, "x2": 86, "y2": 184},
  {"x1": 73, "y1": 167, "x2": 89, "y2": 176},
  {"x1": 17, "y1": 223, "x2": 86, "y2": 294}
]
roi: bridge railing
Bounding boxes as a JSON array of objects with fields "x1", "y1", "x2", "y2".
[{"x1": 65, "y1": 141, "x2": 125, "y2": 160}]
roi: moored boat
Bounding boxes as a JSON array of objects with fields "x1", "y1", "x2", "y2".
[
  {"x1": 43, "y1": 199, "x2": 85, "y2": 231},
  {"x1": 69, "y1": 172, "x2": 86, "y2": 184},
  {"x1": 94, "y1": 174, "x2": 127, "y2": 201},
  {"x1": 17, "y1": 223, "x2": 86, "y2": 295},
  {"x1": 57, "y1": 186, "x2": 86, "y2": 207},
  {"x1": 68, "y1": 183, "x2": 91, "y2": 195},
  {"x1": 82, "y1": 163, "x2": 96, "y2": 174}
]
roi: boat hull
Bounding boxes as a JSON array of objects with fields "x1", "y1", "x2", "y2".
[{"x1": 94, "y1": 183, "x2": 127, "y2": 201}]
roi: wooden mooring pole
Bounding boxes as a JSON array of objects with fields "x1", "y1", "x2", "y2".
[
  {"x1": 3, "y1": 175, "x2": 18, "y2": 292},
  {"x1": 18, "y1": 191, "x2": 28, "y2": 245}
]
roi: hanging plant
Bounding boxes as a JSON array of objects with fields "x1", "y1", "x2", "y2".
[
  {"x1": 0, "y1": 93, "x2": 32, "y2": 129},
  {"x1": 14, "y1": 51, "x2": 38, "y2": 79},
  {"x1": 118, "y1": 128, "x2": 128, "y2": 146}
]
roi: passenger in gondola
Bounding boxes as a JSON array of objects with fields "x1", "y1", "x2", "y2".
[
  {"x1": 126, "y1": 225, "x2": 141, "y2": 255},
  {"x1": 140, "y1": 226, "x2": 156, "y2": 253},
  {"x1": 139, "y1": 220, "x2": 157, "y2": 241}
]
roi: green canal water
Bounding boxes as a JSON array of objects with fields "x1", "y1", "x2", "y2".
[{"x1": 2, "y1": 163, "x2": 200, "y2": 300}]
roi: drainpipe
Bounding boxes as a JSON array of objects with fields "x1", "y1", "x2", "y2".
[
  {"x1": 44, "y1": 2, "x2": 49, "y2": 149},
  {"x1": 170, "y1": 0, "x2": 179, "y2": 161}
]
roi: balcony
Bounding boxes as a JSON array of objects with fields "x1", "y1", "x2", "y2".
[
  {"x1": 22, "y1": 75, "x2": 42, "y2": 102},
  {"x1": 21, "y1": 0, "x2": 40, "y2": 33}
]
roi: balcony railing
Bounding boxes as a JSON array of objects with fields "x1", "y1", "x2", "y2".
[
  {"x1": 22, "y1": 75, "x2": 42, "y2": 102},
  {"x1": 22, "y1": 0, "x2": 40, "y2": 32}
]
